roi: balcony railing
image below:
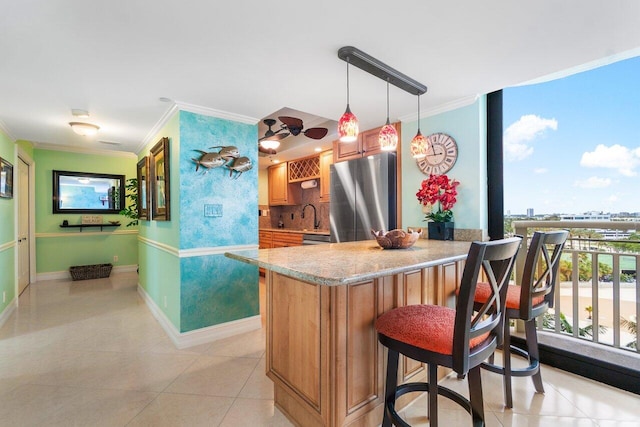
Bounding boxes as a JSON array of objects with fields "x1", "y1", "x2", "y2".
[{"x1": 512, "y1": 220, "x2": 640, "y2": 354}]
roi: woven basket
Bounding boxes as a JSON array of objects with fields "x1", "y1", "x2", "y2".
[{"x1": 69, "y1": 263, "x2": 113, "y2": 281}]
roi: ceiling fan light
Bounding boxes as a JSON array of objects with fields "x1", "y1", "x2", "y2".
[
  {"x1": 410, "y1": 130, "x2": 428, "y2": 159},
  {"x1": 69, "y1": 122, "x2": 99, "y2": 136},
  {"x1": 379, "y1": 121, "x2": 398, "y2": 151},
  {"x1": 338, "y1": 105, "x2": 359, "y2": 143},
  {"x1": 260, "y1": 139, "x2": 280, "y2": 150}
]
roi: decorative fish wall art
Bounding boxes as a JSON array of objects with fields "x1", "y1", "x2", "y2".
[{"x1": 191, "y1": 145, "x2": 252, "y2": 179}]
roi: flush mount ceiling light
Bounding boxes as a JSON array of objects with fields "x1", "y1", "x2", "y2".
[
  {"x1": 337, "y1": 57, "x2": 359, "y2": 143},
  {"x1": 259, "y1": 138, "x2": 280, "y2": 151},
  {"x1": 337, "y1": 46, "x2": 427, "y2": 148},
  {"x1": 379, "y1": 79, "x2": 398, "y2": 151},
  {"x1": 410, "y1": 95, "x2": 428, "y2": 159},
  {"x1": 69, "y1": 122, "x2": 100, "y2": 136}
]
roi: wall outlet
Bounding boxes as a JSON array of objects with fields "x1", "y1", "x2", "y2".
[
  {"x1": 163, "y1": 296, "x2": 167, "y2": 308},
  {"x1": 291, "y1": 213, "x2": 294, "y2": 220},
  {"x1": 113, "y1": 255, "x2": 118, "y2": 262}
]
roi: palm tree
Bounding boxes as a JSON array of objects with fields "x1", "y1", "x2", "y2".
[{"x1": 621, "y1": 315, "x2": 637, "y2": 349}]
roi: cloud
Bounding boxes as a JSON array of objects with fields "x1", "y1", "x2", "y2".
[
  {"x1": 580, "y1": 144, "x2": 640, "y2": 176},
  {"x1": 573, "y1": 176, "x2": 612, "y2": 188},
  {"x1": 533, "y1": 168, "x2": 548, "y2": 174},
  {"x1": 504, "y1": 114, "x2": 558, "y2": 161}
]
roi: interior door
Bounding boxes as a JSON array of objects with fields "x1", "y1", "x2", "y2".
[{"x1": 17, "y1": 157, "x2": 30, "y2": 294}]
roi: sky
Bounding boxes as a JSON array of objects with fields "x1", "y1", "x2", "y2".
[{"x1": 503, "y1": 56, "x2": 640, "y2": 216}]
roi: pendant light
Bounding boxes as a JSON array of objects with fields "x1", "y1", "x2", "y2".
[
  {"x1": 410, "y1": 95, "x2": 428, "y2": 159},
  {"x1": 379, "y1": 79, "x2": 398, "y2": 151},
  {"x1": 338, "y1": 59, "x2": 359, "y2": 142}
]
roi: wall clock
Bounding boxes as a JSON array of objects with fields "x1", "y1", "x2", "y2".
[{"x1": 416, "y1": 132, "x2": 458, "y2": 175}]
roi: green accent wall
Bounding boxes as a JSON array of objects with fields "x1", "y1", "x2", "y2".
[
  {"x1": 34, "y1": 149, "x2": 138, "y2": 273},
  {"x1": 0, "y1": 128, "x2": 16, "y2": 314},
  {"x1": 402, "y1": 98, "x2": 488, "y2": 231},
  {"x1": 137, "y1": 112, "x2": 181, "y2": 329}
]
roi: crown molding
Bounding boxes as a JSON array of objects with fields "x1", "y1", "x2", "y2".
[
  {"x1": 398, "y1": 94, "x2": 480, "y2": 122},
  {"x1": 0, "y1": 118, "x2": 16, "y2": 142},
  {"x1": 175, "y1": 100, "x2": 258, "y2": 125},
  {"x1": 31, "y1": 141, "x2": 137, "y2": 158},
  {"x1": 137, "y1": 103, "x2": 179, "y2": 155},
  {"x1": 137, "y1": 101, "x2": 259, "y2": 156}
]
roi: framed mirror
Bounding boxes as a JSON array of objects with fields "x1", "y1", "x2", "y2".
[
  {"x1": 0, "y1": 157, "x2": 13, "y2": 199},
  {"x1": 150, "y1": 137, "x2": 170, "y2": 221},
  {"x1": 137, "y1": 156, "x2": 150, "y2": 220},
  {"x1": 53, "y1": 170, "x2": 126, "y2": 214}
]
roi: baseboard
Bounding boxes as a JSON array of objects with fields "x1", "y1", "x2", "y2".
[
  {"x1": 137, "y1": 284, "x2": 261, "y2": 349},
  {"x1": 511, "y1": 333, "x2": 640, "y2": 395},
  {"x1": 36, "y1": 264, "x2": 138, "y2": 282},
  {"x1": 0, "y1": 298, "x2": 17, "y2": 329}
]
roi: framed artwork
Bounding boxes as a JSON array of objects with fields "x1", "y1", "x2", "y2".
[
  {"x1": 136, "y1": 156, "x2": 150, "y2": 220},
  {"x1": 0, "y1": 158, "x2": 13, "y2": 198},
  {"x1": 150, "y1": 137, "x2": 170, "y2": 221}
]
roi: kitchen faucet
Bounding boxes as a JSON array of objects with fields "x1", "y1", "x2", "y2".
[{"x1": 301, "y1": 203, "x2": 320, "y2": 230}]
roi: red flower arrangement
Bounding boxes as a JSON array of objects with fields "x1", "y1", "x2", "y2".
[{"x1": 416, "y1": 174, "x2": 460, "y2": 222}]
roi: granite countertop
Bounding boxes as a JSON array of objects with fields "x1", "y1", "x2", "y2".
[
  {"x1": 225, "y1": 239, "x2": 471, "y2": 286},
  {"x1": 259, "y1": 228, "x2": 330, "y2": 235}
]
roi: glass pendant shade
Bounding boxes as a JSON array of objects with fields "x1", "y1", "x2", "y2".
[
  {"x1": 379, "y1": 120, "x2": 398, "y2": 151},
  {"x1": 379, "y1": 80, "x2": 397, "y2": 151},
  {"x1": 260, "y1": 139, "x2": 280, "y2": 150},
  {"x1": 410, "y1": 130, "x2": 428, "y2": 159},
  {"x1": 338, "y1": 104, "x2": 359, "y2": 142}
]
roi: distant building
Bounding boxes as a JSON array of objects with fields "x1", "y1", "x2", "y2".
[
  {"x1": 526, "y1": 208, "x2": 534, "y2": 217},
  {"x1": 560, "y1": 212, "x2": 611, "y2": 221}
]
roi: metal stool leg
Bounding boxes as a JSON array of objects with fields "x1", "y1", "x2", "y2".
[
  {"x1": 382, "y1": 349, "x2": 399, "y2": 427},
  {"x1": 525, "y1": 318, "x2": 544, "y2": 393}
]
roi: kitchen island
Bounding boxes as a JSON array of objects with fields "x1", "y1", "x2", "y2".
[{"x1": 226, "y1": 239, "x2": 471, "y2": 427}]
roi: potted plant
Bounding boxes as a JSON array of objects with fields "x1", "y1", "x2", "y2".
[
  {"x1": 119, "y1": 178, "x2": 139, "y2": 227},
  {"x1": 416, "y1": 173, "x2": 460, "y2": 240}
]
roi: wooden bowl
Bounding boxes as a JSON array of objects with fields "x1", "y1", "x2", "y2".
[{"x1": 371, "y1": 228, "x2": 422, "y2": 249}]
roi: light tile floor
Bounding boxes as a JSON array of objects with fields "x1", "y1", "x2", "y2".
[{"x1": 0, "y1": 272, "x2": 637, "y2": 426}]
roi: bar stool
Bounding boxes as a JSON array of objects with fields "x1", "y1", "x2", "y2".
[
  {"x1": 375, "y1": 237, "x2": 522, "y2": 426},
  {"x1": 474, "y1": 230, "x2": 568, "y2": 408}
]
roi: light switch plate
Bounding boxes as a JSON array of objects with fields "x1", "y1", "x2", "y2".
[{"x1": 204, "y1": 204, "x2": 223, "y2": 217}]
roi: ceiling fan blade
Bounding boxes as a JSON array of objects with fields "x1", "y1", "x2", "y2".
[
  {"x1": 304, "y1": 127, "x2": 328, "y2": 139},
  {"x1": 278, "y1": 116, "x2": 303, "y2": 129},
  {"x1": 258, "y1": 132, "x2": 289, "y2": 142}
]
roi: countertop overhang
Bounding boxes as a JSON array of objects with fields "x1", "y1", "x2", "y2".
[{"x1": 225, "y1": 239, "x2": 471, "y2": 286}]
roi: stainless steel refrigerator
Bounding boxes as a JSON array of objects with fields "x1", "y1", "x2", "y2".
[{"x1": 329, "y1": 152, "x2": 397, "y2": 242}]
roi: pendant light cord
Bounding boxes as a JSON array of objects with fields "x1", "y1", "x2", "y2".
[
  {"x1": 346, "y1": 59, "x2": 350, "y2": 105},
  {"x1": 386, "y1": 79, "x2": 390, "y2": 121},
  {"x1": 417, "y1": 95, "x2": 421, "y2": 132}
]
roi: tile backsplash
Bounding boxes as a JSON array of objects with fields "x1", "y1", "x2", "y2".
[{"x1": 260, "y1": 186, "x2": 330, "y2": 231}]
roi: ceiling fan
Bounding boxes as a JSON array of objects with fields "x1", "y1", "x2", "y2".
[{"x1": 258, "y1": 116, "x2": 329, "y2": 154}]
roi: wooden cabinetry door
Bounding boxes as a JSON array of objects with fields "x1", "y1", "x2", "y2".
[
  {"x1": 333, "y1": 138, "x2": 361, "y2": 163},
  {"x1": 360, "y1": 125, "x2": 383, "y2": 156},
  {"x1": 268, "y1": 162, "x2": 288, "y2": 205},
  {"x1": 259, "y1": 231, "x2": 273, "y2": 249},
  {"x1": 319, "y1": 150, "x2": 333, "y2": 202},
  {"x1": 272, "y1": 232, "x2": 303, "y2": 248}
]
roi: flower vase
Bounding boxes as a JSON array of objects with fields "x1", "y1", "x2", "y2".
[{"x1": 427, "y1": 222, "x2": 454, "y2": 241}]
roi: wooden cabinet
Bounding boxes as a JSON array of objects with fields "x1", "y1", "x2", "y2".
[
  {"x1": 333, "y1": 122, "x2": 400, "y2": 163},
  {"x1": 271, "y1": 231, "x2": 303, "y2": 248},
  {"x1": 319, "y1": 150, "x2": 333, "y2": 202},
  {"x1": 268, "y1": 162, "x2": 300, "y2": 206},
  {"x1": 259, "y1": 230, "x2": 273, "y2": 249},
  {"x1": 259, "y1": 230, "x2": 304, "y2": 248}
]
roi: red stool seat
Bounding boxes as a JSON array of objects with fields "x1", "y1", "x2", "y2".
[
  {"x1": 474, "y1": 283, "x2": 545, "y2": 310},
  {"x1": 375, "y1": 305, "x2": 490, "y2": 355}
]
